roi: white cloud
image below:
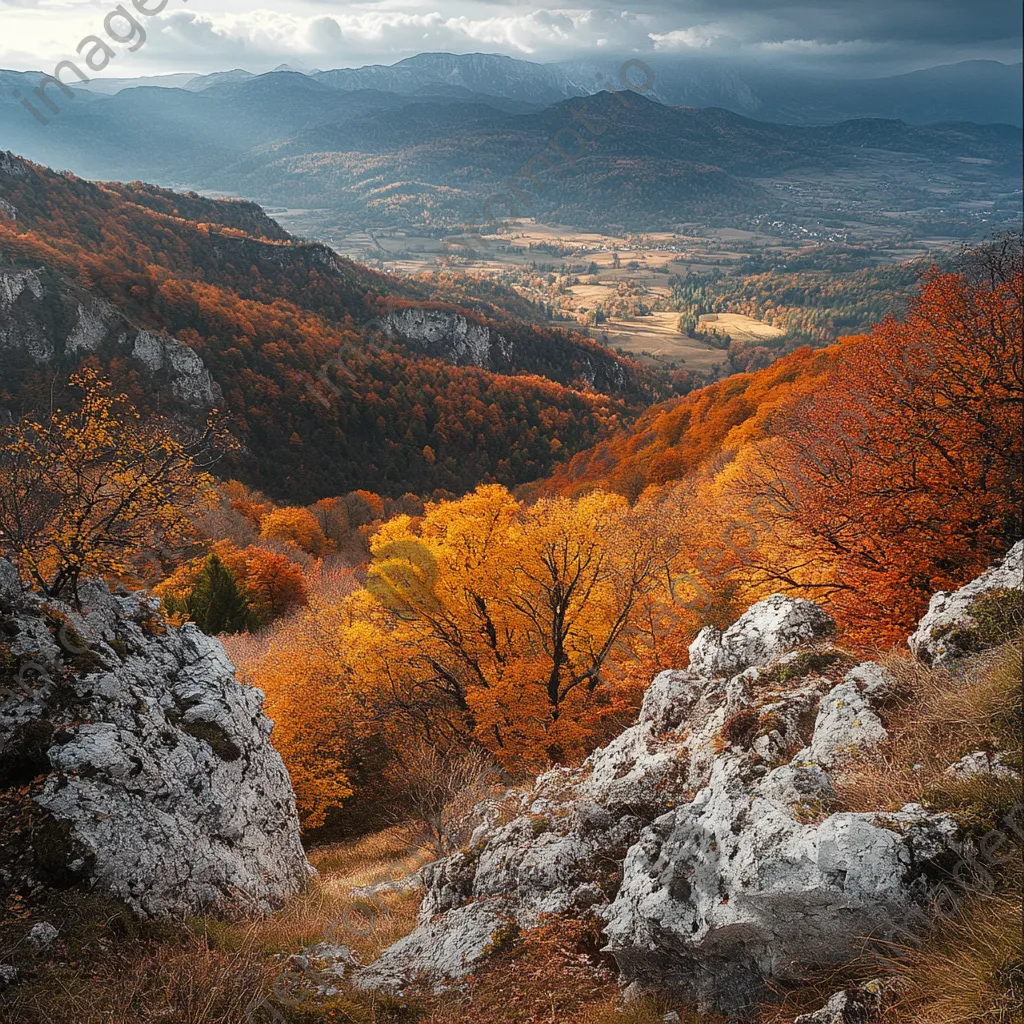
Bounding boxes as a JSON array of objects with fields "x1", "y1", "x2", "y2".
[
  {"x1": 649, "y1": 26, "x2": 721, "y2": 50},
  {"x1": 0, "y1": 4, "x2": 656, "y2": 74},
  {"x1": 0, "y1": 1, "x2": 1017, "y2": 76}
]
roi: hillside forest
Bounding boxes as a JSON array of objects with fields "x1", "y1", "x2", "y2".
[
  {"x1": 3, "y1": 231, "x2": 1019, "y2": 835},
  {"x1": 0, "y1": 157, "x2": 657, "y2": 503}
]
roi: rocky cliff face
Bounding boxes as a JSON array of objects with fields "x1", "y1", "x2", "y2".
[
  {"x1": 354, "y1": 544, "x2": 1023, "y2": 1014},
  {"x1": 382, "y1": 309, "x2": 503, "y2": 370},
  {"x1": 0, "y1": 560, "x2": 311, "y2": 918},
  {"x1": 381, "y1": 307, "x2": 633, "y2": 393},
  {"x1": 0, "y1": 262, "x2": 218, "y2": 410}
]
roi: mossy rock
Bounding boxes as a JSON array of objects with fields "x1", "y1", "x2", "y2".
[
  {"x1": 763, "y1": 650, "x2": 842, "y2": 685},
  {"x1": 937, "y1": 589, "x2": 1024, "y2": 655},
  {"x1": 483, "y1": 919, "x2": 521, "y2": 956},
  {"x1": 179, "y1": 718, "x2": 241, "y2": 762},
  {"x1": 528, "y1": 813, "x2": 552, "y2": 837}
]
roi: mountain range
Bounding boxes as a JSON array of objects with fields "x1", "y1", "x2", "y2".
[
  {"x1": 7, "y1": 52, "x2": 1021, "y2": 125},
  {"x1": 0, "y1": 69, "x2": 1019, "y2": 236}
]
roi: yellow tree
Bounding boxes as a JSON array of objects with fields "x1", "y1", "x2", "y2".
[
  {"x1": 258, "y1": 506, "x2": 331, "y2": 556},
  {"x1": 358, "y1": 485, "x2": 668, "y2": 769},
  {"x1": 0, "y1": 369, "x2": 217, "y2": 602}
]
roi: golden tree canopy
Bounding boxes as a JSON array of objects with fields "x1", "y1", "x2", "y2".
[{"x1": 0, "y1": 369, "x2": 217, "y2": 601}]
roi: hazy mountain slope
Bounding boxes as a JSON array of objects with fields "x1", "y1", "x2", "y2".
[
  {"x1": 752, "y1": 59, "x2": 1024, "y2": 126},
  {"x1": 223, "y1": 92, "x2": 1021, "y2": 231},
  {"x1": 2, "y1": 74, "x2": 1018, "y2": 235},
  {"x1": 0, "y1": 153, "x2": 655, "y2": 501},
  {"x1": 313, "y1": 52, "x2": 582, "y2": 105},
  {"x1": 0, "y1": 72, "x2": 540, "y2": 185},
  {"x1": 311, "y1": 52, "x2": 1024, "y2": 127}
]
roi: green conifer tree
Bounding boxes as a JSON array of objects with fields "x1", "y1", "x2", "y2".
[{"x1": 184, "y1": 554, "x2": 251, "y2": 635}]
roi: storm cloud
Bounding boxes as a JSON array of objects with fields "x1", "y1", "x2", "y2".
[{"x1": 0, "y1": 0, "x2": 1019, "y2": 76}]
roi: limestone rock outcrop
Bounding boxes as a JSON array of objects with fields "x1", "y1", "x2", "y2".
[
  {"x1": 0, "y1": 562, "x2": 312, "y2": 918},
  {"x1": 909, "y1": 540, "x2": 1023, "y2": 667},
  {"x1": 379, "y1": 306, "x2": 634, "y2": 394},
  {"x1": 355, "y1": 589, "x2": 980, "y2": 1013},
  {"x1": 0, "y1": 261, "x2": 218, "y2": 409}
]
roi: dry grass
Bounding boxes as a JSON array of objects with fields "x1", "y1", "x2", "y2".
[
  {"x1": 202, "y1": 828, "x2": 427, "y2": 963},
  {"x1": 834, "y1": 641, "x2": 1022, "y2": 814},
  {"x1": 874, "y1": 893, "x2": 1024, "y2": 1023},
  {"x1": 758, "y1": 890, "x2": 1023, "y2": 1024},
  {"x1": 0, "y1": 829, "x2": 428, "y2": 1024},
  {"x1": 0, "y1": 895, "x2": 273, "y2": 1024},
  {"x1": 575, "y1": 995, "x2": 696, "y2": 1024}
]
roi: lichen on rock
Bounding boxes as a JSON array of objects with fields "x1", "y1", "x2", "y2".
[{"x1": 0, "y1": 561, "x2": 312, "y2": 919}]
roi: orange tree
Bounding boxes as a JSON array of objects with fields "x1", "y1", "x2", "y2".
[
  {"x1": 157, "y1": 540, "x2": 307, "y2": 628},
  {"x1": 744, "y1": 254, "x2": 1023, "y2": 638},
  {"x1": 231, "y1": 595, "x2": 357, "y2": 828},
  {"x1": 0, "y1": 369, "x2": 218, "y2": 603},
  {"x1": 258, "y1": 506, "x2": 330, "y2": 555}
]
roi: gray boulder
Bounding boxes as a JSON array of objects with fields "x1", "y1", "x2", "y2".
[
  {"x1": 355, "y1": 898, "x2": 512, "y2": 993},
  {"x1": 0, "y1": 562, "x2": 312, "y2": 918},
  {"x1": 945, "y1": 750, "x2": 1019, "y2": 782},
  {"x1": 688, "y1": 594, "x2": 836, "y2": 679},
  {"x1": 358, "y1": 596, "x2": 920, "y2": 1002},
  {"x1": 795, "y1": 666, "x2": 891, "y2": 769},
  {"x1": 793, "y1": 979, "x2": 889, "y2": 1023},
  {"x1": 25, "y1": 921, "x2": 59, "y2": 950},
  {"x1": 908, "y1": 541, "x2": 1023, "y2": 666},
  {"x1": 601, "y1": 769, "x2": 959, "y2": 1014}
]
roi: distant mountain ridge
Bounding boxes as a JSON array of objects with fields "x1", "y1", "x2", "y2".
[
  {"x1": 0, "y1": 78, "x2": 1018, "y2": 236},
  {"x1": 7, "y1": 52, "x2": 1019, "y2": 126},
  {"x1": 314, "y1": 52, "x2": 582, "y2": 106}
]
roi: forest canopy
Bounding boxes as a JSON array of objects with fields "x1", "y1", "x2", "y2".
[{"x1": 229, "y1": 239, "x2": 1022, "y2": 828}]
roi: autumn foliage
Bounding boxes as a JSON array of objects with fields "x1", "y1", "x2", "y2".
[
  {"x1": 0, "y1": 157, "x2": 640, "y2": 503},
  {"x1": 744, "y1": 256, "x2": 1023, "y2": 635},
  {"x1": 0, "y1": 369, "x2": 216, "y2": 601},
  {"x1": 227, "y1": 247, "x2": 1022, "y2": 827},
  {"x1": 157, "y1": 540, "x2": 307, "y2": 630},
  {"x1": 259, "y1": 507, "x2": 331, "y2": 556},
  {"x1": 541, "y1": 244, "x2": 1023, "y2": 641},
  {"x1": 233, "y1": 484, "x2": 672, "y2": 826},
  {"x1": 5, "y1": 203, "x2": 1016, "y2": 838}
]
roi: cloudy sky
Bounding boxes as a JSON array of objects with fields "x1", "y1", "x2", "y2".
[{"x1": 1, "y1": 0, "x2": 1020, "y2": 78}]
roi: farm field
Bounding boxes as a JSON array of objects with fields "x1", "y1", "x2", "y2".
[
  {"x1": 594, "y1": 311, "x2": 727, "y2": 371},
  {"x1": 301, "y1": 218, "x2": 970, "y2": 374},
  {"x1": 697, "y1": 312, "x2": 786, "y2": 344}
]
